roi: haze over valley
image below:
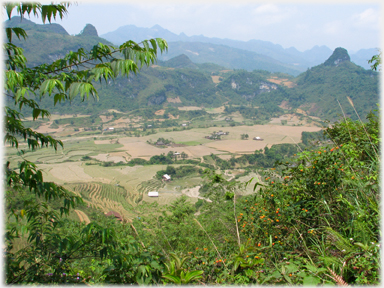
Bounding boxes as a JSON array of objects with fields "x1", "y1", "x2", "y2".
[{"x1": 4, "y1": 3, "x2": 381, "y2": 285}]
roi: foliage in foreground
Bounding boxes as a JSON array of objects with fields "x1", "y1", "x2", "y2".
[
  {"x1": 132, "y1": 111, "x2": 380, "y2": 285},
  {"x1": 5, "y1": 110, "x2": 380, "y2": 285},
  {"x1": 4, "y1": 2, "x2": 380, "y2": 285}
]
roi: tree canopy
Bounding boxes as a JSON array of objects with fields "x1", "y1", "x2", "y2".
[
  {"x1": 4, "y1": 2, "x2": 167, "y2": 284},
  {"x1": 3, "y1": 3, "x2": 380, "y2": 285}
]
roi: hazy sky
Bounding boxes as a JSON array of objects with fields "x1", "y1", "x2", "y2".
[{"x1": 6, "y1": 0, "x2": 383, "y2": 53}]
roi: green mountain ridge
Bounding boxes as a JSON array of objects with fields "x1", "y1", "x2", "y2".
[
  {"x1": 4, "y1": 17, "x2": 379, "y2": 122},
  {"x1": 100, "y1": 23, "x2": 378, "y2": 70},
  {"x1": 4, "y1": 16, "x2": 113, "y2": 67},
  {"x1": 28, "y1": 49, "x2": 378, "y2": 123}
]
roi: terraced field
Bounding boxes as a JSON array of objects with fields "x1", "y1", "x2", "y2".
[
  {"x1": 73, "y1": 209, "x2": 91, "y2": 224},
  {"x1": 7, "y1": 111, "x2": 324, "y2": 224},
  {"x1": 136, "y1": 179, "x2": 165, "y2": 198},
  {"x1": 67, "y1": 183, "x2": 133, "y2": 221}
]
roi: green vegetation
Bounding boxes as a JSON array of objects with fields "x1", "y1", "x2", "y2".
[
  {"x1": 4, "y1": 2, "x2": 380, "y2": 286},
  {"x1": 5, "y1": 15, "x2": 378, "y2": 124},
  {"x1": 156, "y1": 165, "x2": 203, "y2": 180},
  {"x1": 132, "y1": 110, "x2": 379, "y2": 285}
]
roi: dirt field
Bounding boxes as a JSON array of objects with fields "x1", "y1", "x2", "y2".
[
  {"x1": 24, "y1": 114, "x2": 90, "y2": 121},
  {"x1": 34, "y1": 122, "x2": 69, "y2": 134},
  {"x1": 279, "y1": 100, "x2": 292, "y2": 110},
  {"x1": 116, "y1": 137, "x2": 223, "y2": 159},
  {"x1": 108, "y1": 109, "x2": 123, "y2": 113},
  {"x1": 155, "y1": 109, "x2": 165, "y2": 116},
  {"x1": 108, "y1": 124, "x2": 323, "y2": 157},
  {"x1": 203, "y1": 125, "x2": 322, "y2": 153},
  {"x1": 91, "y1": 153, "x2": 127, "y2": 163},
  {"x1": 216, "y1": 154, "x2": 233, "y2": 160},
  {"x1": 167, "y1": 97, "x2": 182, "y2": 103},
  {"x1": 211, "y1": 76, "x2": 221, "y2": 84},
  {"x1": 15, "y1": 116, "x2": 325, "y2": 217},
  {"x1": 205, "y1": 106, "x2": 226, "y2": 114},
  {"x1": 178, "y1": 106, "x2": 203, "y2": 111},
  {"x1": 269, "y1": 114, "x2": 305, "y2": 125},
  {"x1": 39, "y1": 161, "x2": 98, "y2": 183},
  {"x1": 267, "y1": 77, "x2": 296, "y2": 88}
]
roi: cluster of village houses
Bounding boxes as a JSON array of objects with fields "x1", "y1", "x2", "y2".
[{"x1": 205, "y1": 130, "x2": 263, "y2": 141}]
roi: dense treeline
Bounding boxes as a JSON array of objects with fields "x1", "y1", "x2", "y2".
[
  {"x1": 10, "y1": 54, "x2": 379, "y2": 125},
  {"x1": 156, "y1": 165, "x2": 203, "y2": 180},
  {"x1": 4, "y1": 4, "x2": 380, "y2": 285}
]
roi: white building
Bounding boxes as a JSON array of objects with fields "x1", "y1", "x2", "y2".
[{"x1": 162, "y1": 174, "x2": 171, "y2": 181}]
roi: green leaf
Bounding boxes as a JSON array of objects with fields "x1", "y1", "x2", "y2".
[
  {"x1": 183, "y1": 270, "x2": 204, "y2": 283},
  {"x1": 68, "y1": 82, "x2": 98, "y2": 101},
  {"x1": 162, "y1": 274, "x2": 181, "y2": 284},
  {"x1": 302, "y1": 275, "x2": 321, "y2": 285},
  {"x1": 285, "y1": 263, "x2": 299, "y2": 274}
]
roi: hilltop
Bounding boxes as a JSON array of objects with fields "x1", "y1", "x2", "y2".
[
  {"x1": 3, "y1": 17, "x2": 378, "y2": 122},
  {"x1": 4, "y1": 16, "x2": 113, "y2": 67},
  {"x1": 101, "y1": 23, "x2": 377, "y2": 70}
]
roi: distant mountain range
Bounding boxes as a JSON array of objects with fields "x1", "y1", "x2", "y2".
[
  {"x1": 4, "y1": 17, "x2": 377, "y2": 74},
  {"x1": 5, "y1": 17, "x2": 379, "y2": 123},
  {"x1": 100, "y1": 24, "x2": 378, "y2": 71}
]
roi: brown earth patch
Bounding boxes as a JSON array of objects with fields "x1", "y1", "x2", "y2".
[
  {"x1": 167, "y1": 96, "x2": 182, "y2": 103},
  {"x1": 34, "y1": 122, "x2": 69, "y2": 134},
  {"x1": 269, "y1": 114, "x2": 303, "y2": 125},
  {"x1": 296, "y1": 108, "x2": 307, "y2": 115},
  {"x1": 178, "y1": 106, "x2": 202, "y2": 111},
  {"x1": 220, "y1": 70, "x2": 232, "y2": 73},
  {"x1": 110, "y1": 117, "x2": 131, "y2": 126},
  {"x1": 211, "y1": 75, "x2": 221, "y2": 84},
  {"x1": 155, "y1": 109, "x2": 165, "y2": 116},
  {"x1": 25, "y1": 114, "x2": 90, "y2": 121},
  {"x1": 108, "y1": 109, "x2": 123, "y2": 113},
  {"x1": 91, "y1": 153, "x2": 127, "y2": 163},
  {"x1": 117, "y1": 137, "x2": 223, "y2": 159},
  {"x1": 204, "y1": 125, "x2": 322, "y2": 153},
  {"x1": 168, "y1": 113, "x2": 179, "y2": 120},
  {"x1": 39, "y1": 162, "x2": 110, "y2": 183},
  {"x1": 267, "y1": 78, "x2": 296, "y2": 88},
  {"x1": 206, "y1": 106, "x2": 225, "y2": 114},
  {"x1": 282, "y1": 81, "x2": 296, "y2": 88},
  {"x1": 217, "y1": 154, "x2": 233, "y2": 160},
  {"x1": 100, "y1": 115, "x2": 113, "y2": 122},
  {"x1": 267, "y1": 78, "x2": 284, "y2": 85},
  {"x1": 297, "y1": 103, "x2": 319, "y2": 115},
  {"x1": 279, "y1": 100, "x2": 292, "y2": 110}
]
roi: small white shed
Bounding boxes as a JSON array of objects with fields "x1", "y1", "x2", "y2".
[
  {"x1": 148, "y1": 191, "x2": 159, "y2": 197},
  {"x1": 162, "y1": 174, "x2": 171, "y2": 181}
]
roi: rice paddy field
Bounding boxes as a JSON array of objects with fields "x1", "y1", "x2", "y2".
[{"x1": 6, "y1": 108, "x2": 323, "y2": 222}]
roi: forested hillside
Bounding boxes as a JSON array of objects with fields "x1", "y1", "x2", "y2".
[
  {"x1": 5, "y1": 16, "x2": 113, "y2": 67},
  {"x1": 4, "y1": 16, "x2": 379, "y2": 123},
  {"x1": 4, "y1": 3, "x2": 380, "y2": 286},
  {"x1": 14, "y1": 50, "x2": 379, "y2": 123}
]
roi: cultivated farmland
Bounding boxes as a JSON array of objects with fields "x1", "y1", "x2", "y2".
[{"x1": 9, "y1": 107, "x2": 324, "y2": 222}]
